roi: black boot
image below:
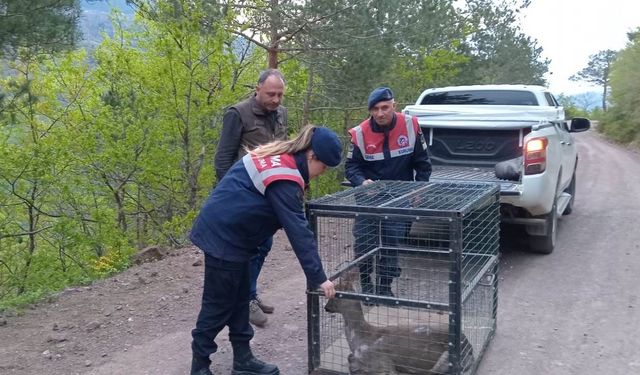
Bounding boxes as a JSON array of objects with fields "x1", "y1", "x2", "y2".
[
  {"x1": 360, "y1": 273, "x2": 374, "y2": 294},
  {"x1": 232, "y1": 356, "x2": 279, "y2": 375},
  {"x1": 377, "y1": 276, "x2": 395, "y2": 297},
  {"x1": 190, "y1": 354, "x2": 213, "y2": 375},
  {"x1": 191, "y1": 368, "x2": 213, "y2": 375},
  {"x1": 231, "y1": 342, "x2": 279, "y2": 375}
]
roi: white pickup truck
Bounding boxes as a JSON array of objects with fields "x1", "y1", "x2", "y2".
[{"x1": 403, "y1": 84, "x2": 590, "y2": 253}]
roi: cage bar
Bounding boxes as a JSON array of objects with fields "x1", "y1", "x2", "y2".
[{"x1": 306, "y1": 180, "x2": 499, "y2": 375}]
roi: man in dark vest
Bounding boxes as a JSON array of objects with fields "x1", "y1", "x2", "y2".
[{"x1": 214, "y1": 69, "x2": 288, "y2": 327}]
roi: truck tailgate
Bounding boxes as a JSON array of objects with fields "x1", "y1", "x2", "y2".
[{"x1": 430, "y1": 165, "x2": 520, "y2": 196}]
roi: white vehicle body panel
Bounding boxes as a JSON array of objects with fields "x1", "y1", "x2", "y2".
[{"x1": 404, "y1": 85, "x2": 578, "y2": 219}]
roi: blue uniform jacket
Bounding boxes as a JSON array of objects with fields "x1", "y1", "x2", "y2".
[
  {"x1": 345, "y1": 113, "x2": 432, "y2": 186},
  {"x1": 190, "y1": 152, "x2": 327, "y2": 288}
]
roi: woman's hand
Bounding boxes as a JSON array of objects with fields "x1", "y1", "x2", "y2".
[
  {"x1": 319, "y1": 280, "x2": 336, "y2": 299},
  {"x1": 362, "y1": 179, "x2": 374, "y2": 186}
]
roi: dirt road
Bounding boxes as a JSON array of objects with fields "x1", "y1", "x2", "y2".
[
  {"x1": 477, "y1": 130, "x2": 640, "y2": 375},
  {"x1": 1, "y1": 129, "x2": 639, "y2": 375}
]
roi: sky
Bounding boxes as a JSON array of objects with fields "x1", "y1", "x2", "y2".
[{"x1": 519, "y1": 0, "x2": 640, "y2": 95}]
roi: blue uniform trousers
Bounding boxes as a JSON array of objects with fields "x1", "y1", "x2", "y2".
[
  {"x1": 353, "y1": 217, "x2": 404, "y2": 291},
  {"x1": 191, "y1": 254, "x2": 254, "y2": 366}
]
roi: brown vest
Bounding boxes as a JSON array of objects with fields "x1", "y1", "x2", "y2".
[{"x1": 231, "y1": 95, "x2": 288, "y2": 159}]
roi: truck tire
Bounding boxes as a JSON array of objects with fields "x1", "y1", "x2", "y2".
[
  {"x1": 529, "y1": 194, "x2": 558, "y2": 254},
  {"x1": 562, "y1": 171, "x2": 576, "y2": 215}
]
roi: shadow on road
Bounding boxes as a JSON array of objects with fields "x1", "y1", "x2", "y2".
[{"x1": 498, "y1": 223, "x2": 538, "y2": 262}]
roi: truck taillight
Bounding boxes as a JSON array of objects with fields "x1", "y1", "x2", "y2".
[{"x1": 524, "y1": 137, "x2": 547, "y2": 175}]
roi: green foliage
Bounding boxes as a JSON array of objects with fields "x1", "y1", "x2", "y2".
[
  {"x1": 556, "y1": 94, "x2": 589, "y2": 119},
  {"x1": 0, "y1": 0, "x2": 247, "y2": 305},
  {"x1": 457, "y1": 0, "x2": 548, "y2": 85},
  {"x1": 0, "y1": 0, "x2": 556, "y2": 307},
  {"x1": 391, "y1": 48, "x2": 469, "y2": 103},
  {"x1": 0, "y1": 0, "x2": 82, "y2": 57},
  {"x1": 91, "y1": 245, "x2": 134, "y2": 277},
  {"x1": 600, "y1": 33, "x2": 640, "y2": 144}
]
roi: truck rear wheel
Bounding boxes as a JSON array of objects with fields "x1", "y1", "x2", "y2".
[
  {"x1": 562, "y1": 171, "x2": 576, "y2": 215},
  {"x1": 529, "y1": 194, "x2": 557, "y2": 254}
]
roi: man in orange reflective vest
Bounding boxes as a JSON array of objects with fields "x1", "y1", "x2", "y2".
[{"x1": 345, "y1": 87, "x2": 431, "y2": 297}]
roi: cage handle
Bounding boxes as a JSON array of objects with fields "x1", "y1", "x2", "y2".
[{"x1": 479, "y1": 273, "x2": 495, "y2": 286}]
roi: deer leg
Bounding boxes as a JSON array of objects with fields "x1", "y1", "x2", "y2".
[{"x1": 348, "y1": 353, "x2": 368, "y2": 375}]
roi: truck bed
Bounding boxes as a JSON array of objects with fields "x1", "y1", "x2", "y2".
[{"x1": 430, "y1": 165, "x2": 520, "y2": 196}]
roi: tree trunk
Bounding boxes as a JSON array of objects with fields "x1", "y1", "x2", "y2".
[
  {"x1": 302, "y1": 68, "x2": 314, "y2": 126},
  {"x1": 18, "y1": 187, "x2": 38, "y2": 295},
  {"x1": 114, "y1": 189, "x2": 127, "y2": 233},
  {"x1": 268, "y1": 0, "x2": 279, "y2": 68}
]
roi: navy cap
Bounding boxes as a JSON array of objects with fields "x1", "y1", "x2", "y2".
[
  {"x1": 367, "y1": 87, "x2": 394, "y2": 109},
  {"x1": 311, "y1": 127, "x2": 342, "y2": 167}
]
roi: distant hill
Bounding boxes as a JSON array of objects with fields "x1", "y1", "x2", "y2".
[
  {"x1": 82, "y1": 0, "x2": 134, "y2": 14},
  {"x1": 80, "y1": 0, "x2": 135, "y2": 48},
  {"x1": 569, "y1": 91, "x2": 603, "y2": 111}
]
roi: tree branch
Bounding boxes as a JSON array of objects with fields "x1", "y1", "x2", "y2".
[{"x1": 0, "y1": 225, "x2": 53, "y2": 240}]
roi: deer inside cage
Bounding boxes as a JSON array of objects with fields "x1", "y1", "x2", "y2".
[{"x1": 306, "y1": 180, "x2": 500, "y2": 375}]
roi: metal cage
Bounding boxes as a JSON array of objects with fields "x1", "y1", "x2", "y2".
[{"x1": 306, "y1": 180, "x2": 500, "y2": 375}]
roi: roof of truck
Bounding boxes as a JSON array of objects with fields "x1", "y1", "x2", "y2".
[{"x1": 420, "y1": 84, "x2": 549, "y2": 93}]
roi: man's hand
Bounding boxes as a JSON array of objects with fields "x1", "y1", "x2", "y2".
[
  {"x1": 362, "y1": 179, "x2": 374, "y2": 186},
  {"x1": 319, "y1": 280, "x2": 336, "y2": 299}
]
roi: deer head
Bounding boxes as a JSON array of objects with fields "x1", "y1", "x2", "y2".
[{"x1": 323, "y1": 270, "x2": 371, "y2": 334}]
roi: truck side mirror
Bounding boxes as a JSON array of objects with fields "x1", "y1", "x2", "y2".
[{"x1": 569, "y1": 117, "x2": 591, "y2": 133}]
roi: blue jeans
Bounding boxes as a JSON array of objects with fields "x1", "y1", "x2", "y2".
[{"x1": 249, "y1": 237, "x2": 273, "y2": 300}]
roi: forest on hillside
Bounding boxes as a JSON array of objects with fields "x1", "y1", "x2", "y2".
[{"x1": 0, "y1": 0, "x2": 635, "y2": 308}]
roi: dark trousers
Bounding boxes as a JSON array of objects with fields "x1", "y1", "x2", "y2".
[
  {"x1": 249, "y1": 237, "x2": 273, "y2": 300},
  {"x1": 191, "y1": 253, "x2": 254, "y2": 366}
]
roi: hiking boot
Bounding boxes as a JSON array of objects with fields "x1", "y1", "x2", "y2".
[
  {"x1": 249, "y1": 299, "x2": 268, "y2": 327},
  {"x1": 378, "y1": 277, "x2": 395, "y2": 297},
  {"x1": 232, "y1": 355, "x2": 279, "y2": 375},
  {"x1": 254, "y1": 296, "x2": 274, "y2": 314},
  {"x1": 377, "y1": 285, "x2": 395, "y2": 297},
  {"x1": 191, "y1": 368, "x2": 214, "y2": 375},
  {"x1": 190, "y1": 354, "x2": 212, "y2": 375}
]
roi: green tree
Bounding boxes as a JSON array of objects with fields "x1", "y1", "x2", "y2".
[
  {"x1": 127, "y1": 0, "x2": 348, "y2": 69},
  {"x1": 458, "y1": 0, "x2": 549, "y2": 85},
  {"x1": 0, "y1": 0, "x2": 243, "y2": 305},
  {"x1": 295, "y1": 0, "x2": 466, "y2": 119},
  {"x1": 604, "y1": 34, "x2": 640, "y2": 143},
  {"x1": 570, "y1": 49, "x2": 617, "y2": 111},
  {"x1": 0, "y1": 0, "x2": 83, "y2": 57},
  {"x1": 0, "y1": 50, "x2": 104, "y2": 302},
  {"x1": 79, "y1": 3, "x2": 240, "y2": 247}
]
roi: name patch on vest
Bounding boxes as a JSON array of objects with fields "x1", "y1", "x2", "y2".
[
  {"x1": 256, "y1": 155, "x2": 282, "y2": 169},
  {"x1": 243, "y1": 153, "x2": 304, "y2": 195}
]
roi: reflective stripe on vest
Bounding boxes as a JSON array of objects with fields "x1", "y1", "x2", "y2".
[
  {"x1": 242, "y1": 153, "x2": 304, "y2": 195},
  {"x1": 350, "y1": 114, "x2": 417, "y2": 161}
]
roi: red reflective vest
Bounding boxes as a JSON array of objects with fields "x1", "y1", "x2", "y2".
[
  {"x1": 348, "y1": 113, "x2": 422, "y2": 161},
  {"x1": 242, "y1": 152, "x2": 305, "y2": 195}
]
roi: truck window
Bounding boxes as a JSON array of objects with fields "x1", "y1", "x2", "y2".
[
  {"x1": 544, "y1": 92, "x2": 558, "y2": 107},
  {"x1": 421, "y1": 90, "x2": 538, "y2": 106}
]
